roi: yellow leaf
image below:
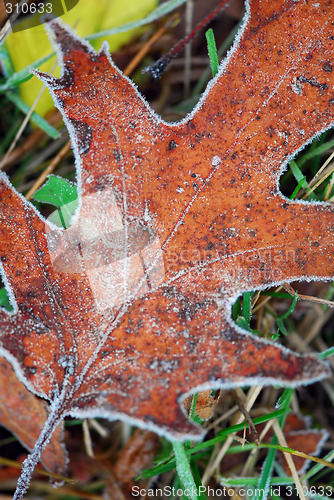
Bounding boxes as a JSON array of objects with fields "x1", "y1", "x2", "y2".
[{"x1": 5, "y1": 0, "x2": 157, "y2": 116}]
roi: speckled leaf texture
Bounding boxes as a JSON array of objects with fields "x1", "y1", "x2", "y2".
[
  {"x1": 0, "y1": 357, "x2": 67, "y2": 475},
  {"x1": 1, "y1": 0, "x2": 334, "y2": 450}
]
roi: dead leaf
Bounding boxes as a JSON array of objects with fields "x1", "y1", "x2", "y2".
[
  {"x1": 0, "y1": 357, "x2": 67, "y2": 475},
  {"x1": 278, "y1": 413, "x2": 329, "y2": 474},
  {"x1": 183, "y1": 390, "x2": 218, "y2": 420},
  {"x1": 113, "y1": 429, "x2": 160, "y2": 489},
  {"x1": 220, "y1": 412, "x2": 328, "y2": 475},
  {"x1": 1, "y1": 1, "x2": 334, "y2": 496}
]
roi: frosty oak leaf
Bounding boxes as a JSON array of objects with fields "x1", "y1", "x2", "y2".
[{"x1": 0, "y1": 0, "x2": 334, "y2": 497}]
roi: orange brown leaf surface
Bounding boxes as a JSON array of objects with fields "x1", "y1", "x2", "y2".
[
  {"x1": 0, "y1": 357, "x2": 67, "y2": 475},
  {"x1": 0, "y1": 0, "x2": 334, "y2": 449}
]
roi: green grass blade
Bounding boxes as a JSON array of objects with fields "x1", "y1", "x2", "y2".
[
  {"x1": 189, "y1": 393, "x2": 199, "y2": 421},
  {"x1": 297, "y1": 138, "x2": 334, "y2": 167},
  {"x1": 140, "y1": 408, "x2": 290, "y2": 479},
  {"x1": 223, "y1": 443, "x2": 259, "y2": 454},
  {"x1": 236, "y1": 315, "x2": 253, "y2": 332},
  {"x1": 276, "y1": 293, "x2": 298, "y2": 320},
  {"x1": 276, "y1": 318, "x2": 287, "y2": 336},
  {"x1": 303, "y1": 449, "x2": 334, "y2": 479},
  {"x1": 5, "y1": 92, "x2": 60, "y2": 138},
  {"x1": 0, "y1": 116, "x2": 21, "y2": 156},
  {"x1": 318, "y1": 346, "x2": 334, "y2": 359},
  {"x1": 205, "y1": 28, "x2": 219, "y2": 77},
  {"x1": 0, "y1": 43, "x2": 14, "y2": 77},
  {"x1": 192, "y1": 20, "x2": 242, "y2": 97},
  {"x1": 242, "y1": 292, "x2": 252, "y2": 324},
  {"x1": 173, "y1": 441, "x2": 198, "y2": 499},
  {"x1": 289, "y1": 178, "x2": 305, "y2": 199},
  {"x1": 275, "y1": 388, "x2": 293, "y2": 410},
  {"x1": 254, "y1": 446, "x2": 278, "y2": 500},
  {"x1": 0, "y1": 53, "x2": 56, "y2": 92},
  {"x1": 289, "y1": 159, "x2": 317, "y2": 199},
  {"x1": 191, "y1": 408, "x2": 290, "y2": 454},
  {"x1": 253, "y1": 389, "x2": 293, "y2": 500},
  {"x1": 185, "y1": 392, "x2": 200, "y2": 450},
  {"x1": 190, "y1": 460, "x2": 207, "y2": 500},
  {"x1": 232, "y1": 296, "x2": 242, "y2": 320},
  {"x1": 289, "y1": 159, "x2": 308, "y2": 188},
  {"x1": 220, "y1": 477, "x2": 295, "y2": 487}
]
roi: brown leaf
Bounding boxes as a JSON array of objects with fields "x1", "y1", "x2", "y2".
[
  {"x1": 1, "y1": 1, "x2": 334, "y2": 495},
  {"x1": 220, "y1": 412, "x2": 328, "y2": 475},
  {"x1": 278, "y1": 413, "x2": 328, "y2": 474},
  {"x1": 113, "y1": 429, "x2": 160, "y2": 489},
  {"x1": 0, "y1": 357, "x2": 67, "y2": 475},
  {"x1": 183, "y1": 390, "x2": 218, "y2": 420}
]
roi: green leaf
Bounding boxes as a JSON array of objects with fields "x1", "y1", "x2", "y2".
[
  {"x1": 33, "y1": 175, "x2": 78, "y2": 208},
  {"x1": 34, "y1": 176, "x2": 79, "y2": 229}
]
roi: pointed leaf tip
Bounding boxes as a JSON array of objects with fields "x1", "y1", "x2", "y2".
[{"x1": 45, "y1": 18, "x2": 94, "y2": 57}]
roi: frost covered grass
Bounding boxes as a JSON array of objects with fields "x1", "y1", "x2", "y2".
[{"x1": 0, "y1": 1, "x2": 334, "y2": 499}]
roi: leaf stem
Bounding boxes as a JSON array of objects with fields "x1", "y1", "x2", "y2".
[
  {"x1": 13, "y1": 399, "x2": 64, "y2": 500},
  {"x1": 13, "y1": 365, "x2": 74, "y2": 499}
]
